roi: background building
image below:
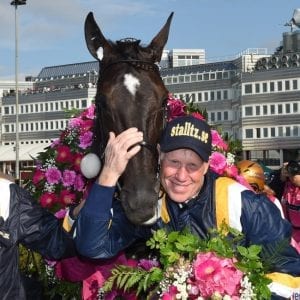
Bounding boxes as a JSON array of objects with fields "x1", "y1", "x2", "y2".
[{"x1": 1, "y1": 15, "x2": 300, "y2": 177}]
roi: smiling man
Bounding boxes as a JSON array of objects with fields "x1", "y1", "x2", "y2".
[{"x1": 76, "y1": 115, "x2": 300, "y2": 298}]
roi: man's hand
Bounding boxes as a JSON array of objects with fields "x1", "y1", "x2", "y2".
[{"x1": 98, "y1": 128, "x2": 143, "y2": 186}]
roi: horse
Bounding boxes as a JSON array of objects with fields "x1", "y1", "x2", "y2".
[{"x1": 84, "y1": 12, "x2": 173, "y2": 225}]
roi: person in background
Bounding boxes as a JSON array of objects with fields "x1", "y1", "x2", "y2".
[
  {"x1": 0, "y1": 172, "x2": 79, "y2": 300},
  {"x1": 76, "y1": 115, "x2": 300, "y2": 298},
  {"x1": 237, "y1": 160, "x2": 300, "y2": 253},
  {"x1": 279, "y1": 160, "x2": 300, "y2": 242},
  {"x1": 237, "y1": 160, "x2": 284, "y2": 217}
]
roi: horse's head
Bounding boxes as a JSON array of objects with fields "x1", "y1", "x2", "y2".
[{"x1": 84, "y1": 12, "x2": 173, "y2": 224}]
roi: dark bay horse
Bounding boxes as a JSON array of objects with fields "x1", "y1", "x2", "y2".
[{"x1": 85, "y1": 12, "x2": 173, "y2": 224}]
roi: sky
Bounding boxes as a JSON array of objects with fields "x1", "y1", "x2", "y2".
[{"x1": 1, "y1": 0, "x2": 300, "y2": 80}]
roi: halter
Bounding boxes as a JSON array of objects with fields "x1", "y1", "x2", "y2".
[{"x1": 100, "y1": 38, "x2": 160, "y2": 75}]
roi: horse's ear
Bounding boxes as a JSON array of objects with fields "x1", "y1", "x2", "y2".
[
  {"x1": 147, "y1": 12, "x2": 174, "y2": 63},
  {"x1": 84, "y1": 12, "x2": 112, "y2": 60}
]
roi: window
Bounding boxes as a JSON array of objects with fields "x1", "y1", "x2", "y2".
[
  {"x1": 277, "y1": 81, "x2": 282, "y2": 91},
  {"x1": 293, "y1": 126, "x2": 298, "y2": 136},
  {"x1": 224, "y1": 111, "x2": 228, "y2": 120},
  {"x1": 191, "y1": 75, "x2": 197, "y2": 82},
  {"x1": 271, "y1": 127, "x2": 275, "y2": 137},
  {"x1": 256, "y1": 128, "x2": 261, "y2": 138},
  {"x1": 223, "y1": 72, "x2": 229, "y2": 79},
  {"x1": 255, "y1": 83, "x2": 260, "y2": 93},
  {"x1": 255, "y1": 106, "x2": 260, "y2": 115},
  {"x1": 184, "y1": 75, "x2": 190, "y2": 82},
  {"x1": 245, "y1": 106, "x2": 253, "y2": 116},
  {"x1": 198, "y1": 93, "x2": 202, "y2": 102},
  {"x1": 4, "y1": 125, "x2": 9, "y2": 132},
  {"x1": 263, "y1": 105, "x2": 268, "y2": 115},
  {"x1": 203, "y1": 73, "x2": 209, "y2": 80},
  {"x1": 293, "y1": 103, "x2": 298, "y2": 113},
  {"x1": 244, "y1": 84, "x2": 252, "y2": 94},
  {"x1": 278, "y1": 127, "x2": 283, "y2": 137},
  {"x1": 210, "y1": 112, "x2": 215, "y2": 122},
  {"x1": 210, "y1": 73, "x2": 216, "y2": 80},
  {"x1": 204, "y1": 92, "x2": 208, "y2": 101},
  {"x1": 285, "y1": 80, "x2": 290, "y2": 90},
  {"x1": 172, "y1": 77, "x2": 178, "y2": 84},
  {"x1": 21, "y1": 106, "x2": 24, "y2": 114},
  {"x1": 285, "y1": 103, "x2": 290, "y2": 113},
  {"x1": 263, "y1": 128, "x2": 268, "y2": 137},
  {"x1": 210, "y1": 91, "x2": 215, "y2": 101},
  {"x1": 245, "y1": 129, "x2": 253, "y2": 138},
  {"x1": 293, "y1": 79, "x2": 298, "y2": 90},
  {"x1": 262, "y1": 82, "x2": 267, "y2": 93},
  {"x1": 286, "y1": 127, "x2": 291, "y2": 136},
  {"x1": 217, "y1": 112, "x2": 221, "y2": 120},
  {"x1": 4, "y1": 107, "x2": 9, "y2": 115},
  {"x1": 270, "y1": 105, "x2": 275, "y2": 114},
  {"x1": 270, "y1": 82, "x2": 275, "y2": 92},
  {"x1": 216, "y1": 72, "x2": 222, "y2": 79},
  {"x1": 217, "y1": 91, "x2": 221, "y2": 100},
  {"x1": 82, "y1": 100, "x2": 87, "y2": 108},
  {"x1": 197, "y1": 74, "x2": 202, "y2": 81},
  {"x1": 278, "y1": 104, "x2": 283, "y2": 114},
  {"x1": 223, "y1": 90, "x2": 228, "y2": 100}
]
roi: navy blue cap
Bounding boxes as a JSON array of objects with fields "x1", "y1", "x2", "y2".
[{"x1": 160, "y1": 115, "x2": 212, "y2": 162}]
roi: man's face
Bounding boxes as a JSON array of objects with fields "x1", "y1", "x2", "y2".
[{"x1": 160, "y1": 148, "x2": 210, "y2": 203}]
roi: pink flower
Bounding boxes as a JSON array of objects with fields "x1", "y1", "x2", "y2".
[
  {"x1": 50, "y1": 138, "x2": 60, "y2": 148},
  {"x1": 211, "y1": 130, "x2": 228, "y2": 151},
  {"x1": 62, "y1": 170, "x2": 76, "y2": 187},
  {"x1": 224, "y1": 164, "x2": 239, "y2": 178},
  {"x1": 81, "y1": 104, "x2": 95, "y2": 119},
  {"x1": 56, "y1": 145, "x2": 73, "y2": 163},
  {"x1": 79, "y1": 131, "x2": 93, "y2": 149},
  {"x1": 32, "y1": 169, "x2": 45, "y2": 185},
  {"x1": 40, "y1": 192, "x2": 58, "y2": 208},
  {"x1": 45, "y1": 167, "x2": 61, "y2": 184},
  {"x1": 68, "y1": 117, "x2": 83, "y2": 128},
  {"x1": 138, "y1": 258, "x2": 160, "y2": 271},
  {"x1": 60, "y1": 189, "x2": 76, "y2": 206},
  {"x1": 74, "y1": 174, "x2": 85, "y2": 191},
  {"x1": 209, "y1": 152, "x2": 227, "y2": 175},
  {"x1": 193, "y1": 252, "x2": 243, "y2": 297},
  {"x1": 81, "y1": 119, "x2": 94, "y2": 132},
  {"x1": 55, "y1": 208, "x2": 67, "y2": 219},
  {"x1": 73, "y1": 153, "x2": 84, "y2": 172},
  {"x1": 161, "y1": 285, "x2": 178, "y2": 300},
  {"x1": 167, "y1": 95, "x2": 186, "y2": 121}
]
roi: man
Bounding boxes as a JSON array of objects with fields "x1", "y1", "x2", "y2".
[
  {"x1": 0, "y1": 172, "x2": 78, "y2": 299},
  {"x1": 75, "y1": 115, "x2": 300, "y2": 298}
]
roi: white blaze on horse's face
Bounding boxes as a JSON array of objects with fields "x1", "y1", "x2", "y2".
[
  {"x1": 96, "y1": 47, "x2": 104, "y2": 61},
  {"x1": 124, "y1": 73, "x2": 140, "y2": 96}
]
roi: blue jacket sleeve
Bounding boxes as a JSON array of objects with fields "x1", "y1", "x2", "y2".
[
  {"x1": 75, "y1": 183, "x2": 147, "y2": 259},
  {"x1": 241, "y1": 191, "x2": 300, "y2": 275}
]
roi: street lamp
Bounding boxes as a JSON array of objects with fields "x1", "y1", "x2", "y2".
[{"x1": 10, "y1": 0, "x2": 26, "y2": 183}]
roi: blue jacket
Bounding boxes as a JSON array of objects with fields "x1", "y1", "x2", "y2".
[{"x1": 75, "y1": 171, "x2": 300, "y2": 276}]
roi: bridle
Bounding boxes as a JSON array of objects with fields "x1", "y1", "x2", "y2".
[{"x1": 94, "y1": 50, "x2": 169, "y2": 167}]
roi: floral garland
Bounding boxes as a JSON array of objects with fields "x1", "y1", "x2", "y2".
[
  {"x1": 25, "y1": 105, "x2": 96, "y2": 213},
  {"x1": 102, "y1": 226, "x2": 272, "y2": 299}
]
